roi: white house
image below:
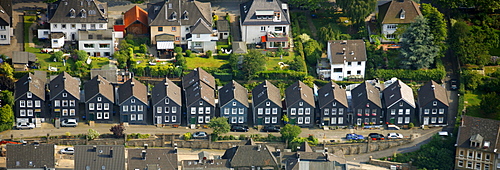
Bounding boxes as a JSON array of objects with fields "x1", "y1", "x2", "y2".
[
  {"x1": 0, "y1": 0, "x2": 13, "y2": 45},
  {"x1": 321, "y1": 40, "x2": 367, "y2": 81},
  {"x1": 51, "y1": 32, "x2": 64, "y2": 49},
  {"x1": 187, "y1": 19, "x2": 217, "y2": 52},
  {"x1": 378, "y1": 0, "x2": 422, "y2": 41},
  {"x1": 240, "y1": 0, "x2": 291, "y2": 49},
  {"x1": 78, "y1": 29, "x2": 115, "y2": 57},
  {"x1": 47, "y1": 0, "x2": 108, "y2": 42}
]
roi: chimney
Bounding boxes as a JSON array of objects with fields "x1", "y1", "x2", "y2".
[
  {"x1": 142, "y1": 150, "x2": 147, "y2": 160},
  {"x1": 28, "y1": 76, "x2": 32, "y2": 82},
  {"x1": 350, "y1": 51, "x2": 354, "y2": 55},
  {"x1": 144, "y1": 144, "x2": 148, "y2": 150},
  {"x1": 63, "y1": 76, "x2": 67, "y2": 81},
  {"x1": 431, "y1": 84, "x2": 435, "y2": 90},
  {"x1": 131, "y1": 81, "x2": 135, "y2": 86},
  {"x1": 342, "y1": 40, "x2": 347, "y2": 44},
  {"x1": 164, "y1": 82, "x2": 169, "y2": 86},
  {"x1": 93, "y1": 145, "x2": 97, "y2": 152},
  {"x1": 258, "y1": 145, "x2": 261, "y2": 151},
  {"x1": 297, "y1": 146, "x2": 300, "y2": 151},
  {"x1": 324, "y1": 148, "x2": 328, "y2": 153},
  {"x1": 342, "y1": 48, "x2": 346, "y2": 54},
  {"x1": 109, "y1": 147, "x2": 113, "y2": 158},
  {"x1": 174, "y1": 147, "x2": 178, "y2": 154}
]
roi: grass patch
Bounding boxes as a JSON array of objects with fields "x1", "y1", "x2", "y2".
[
  {"x1": 265, "y1": 52, "x2": 294, "y2": 70},
  {"x1": 185, "y1": 56, "x2": 227, "y2": 70},
  {"x1": 310, "y1": 12, "x2": 349, "y2": 35},
  {"x1": 464, "y1": 91, "x2": 483, "y2": 117},
  {"x1": 464, "y1": 92, "x2": 481, "y2": 107}
]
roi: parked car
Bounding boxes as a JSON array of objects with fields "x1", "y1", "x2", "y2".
[
  {"x1": 61, "y1": 119, "x2": 78, "y2": 127},
  {"x1": 262, "y1": 125, "x2": 281, "y2": 132},
  {"x1": 450, "y1": 79, "x2": 458, "y2": 90},
  {"x1": 438, "y1": 131, "x2": 449, "y2": 137},
  {"x1": 59, "y1": 147, "x2": 75, "y2": 155},
  {"x1": 387, "y1": 125, "x2": 400, "y2": 130},
  {"x1": 16, "y1": 122, "x2": 35, "y2": 130},
  {"x1": 192, "y1": 131, "x2": 208, "y2": 138},
  {"x1": 368, "y1": 133, "x2": 385, "y2": 140},
  {"x1": 387, "y1": 133, "x2": 404, "y2": 139},
  {"x1": 231, "y1": 125, "x2": 249, "y2": 132},
  {"x1": 346, "y1": 133, "x2": 364, "y2": 140}
]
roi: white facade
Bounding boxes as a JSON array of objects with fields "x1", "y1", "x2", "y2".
[
  {"x1": 0, "y1": 25, "x2": 12, "y2": 44},
  {"x1": 78, "y1": 39, "x2": 115, "y2": 57},
  {"x1": 51, "y1": 36, "x2": 65, "y2": 49},
  {"x1": 329, "y1": 62, "x2": 366, "y2": 81},
  {"x1": 38, "y1": 29, "x2": 50, "y2": 39},
  {"x1": 187, "y1": 33, "x2": 217, "y2": 52},
  {"x1": 241, "y1": 25, "x2": 289, "y2": 44},
  {"x1": 382, "y1": 24, "x2": 398, "y2": 40},
  {"x1": 50, "y1": 23, "x2": 107, "y2": 41}
]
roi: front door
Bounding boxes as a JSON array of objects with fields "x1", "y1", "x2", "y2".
[
  {"x1": 357, "y1": 118, "x2": 362, "y2": 126},
  {"x1": 423, "y1": 117, "x2": 429, "y2": 125},
  {"x1": 89, "y1": 112, "x2": 95, "y2": 121},
  {"x1": 190, "y1": 117, "x2": 196, "y2": 124}
]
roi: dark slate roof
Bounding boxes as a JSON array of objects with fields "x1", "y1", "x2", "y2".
[
  {"x1": 118, "y1": 78, "x2": 148, "y2": 105},
  {"x1": 224, "y1": 144, "x2": 279, "y2": 168},
  {"x1": 240, "y1": 0, "x2": 290, "y2": 25},
  {"x1": 15, "y1": 73, "x2": 46, "y2": 101},
  {"x1": 12, "y1": 51, "x2": 37, "y2": 64},
  {"x1": 457, "y1": 116, "x2": 500, "y2": 153},
  {"x1": 147, "y1": 0, "x2": 212, "y2": 27},
  {"x1": 328, "y1": 40, "x2": 367, "y2": 64},
  {"x1": 285, "y1": 81, "x2": 315, "y2": 108},
  {"x1": 218, "y1": 80, "x2": 249, "y2": 108},
  {"x1": 78, "y1": 29, "x2": 113, "y2": 40},
  {"x1": 191, "y1": 18, "x2": 213, "y2": 34},
  {"x1": 90, "y1": 69, "x2": 118, "y2": 84},
  {"x1": 48, "y1": 0, "x2": 108, "y2": 23},
  {"x1": 6, "y1": 144, "x2": 55, "y2": 169},
  {"x1": 151, "y1": 78, "x2": 182, "y2": 106},
  {"x1": 124, "y1": 5, "x2": 148, "y2": 28},
  {"x1": 216, "y1": 20, "x2": 229, "y2": 32},
  {"x1": 298, "y1": 142, "x2": 313, "y2": 152},
  {"x1": 49, "y1": 72, "x2": 80, "y2": 100},
  {"x1": 378, "y1": 0, "x2": 422, "y2": 24},
  {"x1": 74, "y1": 145, "x2": 125, "y2": 170},
  {"x1": 182, "y1": 67, "x2": 216, "y2": 90},
  {"x1": 84, "y1": 75, "x2": 114, "y2": 103},
  {"x1": 185, "y1": 81, "x2": 215, "y2": 106},
  {"x1": 127, "y1": 148, "x2": 178, "y2": 170},
  {"x1": 417, "y1": 80, "x2": 449, "y2": 107},
  {"x1": 351, "y1": 81, "x2": 382, "y2": 108},
  {"x1": 382, "y1": 80, "x2": 415, "y2": 108},
  {"x1": 0, "y1": 0, "x2": 12, "y2": 18},
  {"x1": 317, "y1": 81, "x2": 348, "y2": 109},
  {"x1": 0, "y1": 0, "x2": 11, "y2": 26},
  {"x1": 252, "y1": 80, "x2": 282, "y2": 107}
]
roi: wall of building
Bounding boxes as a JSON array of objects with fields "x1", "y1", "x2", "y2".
[
  {"x1": 50, "y1": 23, "x2": 107, "y2": 41},
  {"x1": 150, "y1": 26, "x2": 181, "y2": 44},
  {"x1": 0, "y1": 26, "x2": 11, "y2": 44},
  {"x1": 78, "y1": 39, "x2": 115, "y2": 57},
  {"x1": 241, "y1": 25, "x2": 289, "y2": 44}
]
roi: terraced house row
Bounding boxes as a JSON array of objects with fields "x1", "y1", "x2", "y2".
[{"x1": 14, "y1": 68, "x2": 449, "y2": 128}]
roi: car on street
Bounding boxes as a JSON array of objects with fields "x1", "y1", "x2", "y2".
[
  {"x1": 450, "y1": 79, "x2": 458, "y2": 90},
  {"x1": 61, "y1": 119, "x2": 78, "y2": 127},
  {"x1": 231, "y1": 125, "x2": 249, "y2": 132},
  {"x1": 192, "y1": 131, "x2": 208, "y2": 138},
  {"x1": 59, "y1": 147, "x2": 75, "y2": 155},
  {"x1": 346, "y1": 133, "x2": 364, "y2": 140},
  {"x1": 368, "y1": 133, "x2": 385, "y2": 140},
  {"x1": 387, "y1": 133, "x2": 404, "y2": 139},
  {"x1": 261, "y1": 125, "x2": 280, "y2": 132},
  {"x1": 16, "y1": 122, "x2": 35, "y2": 130}
]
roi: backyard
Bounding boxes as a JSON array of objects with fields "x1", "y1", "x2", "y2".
[{"x1": 464, "y1": 91, "x2": 482, "y2": 117}]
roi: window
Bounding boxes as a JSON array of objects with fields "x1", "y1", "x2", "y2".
[
  {"x1": 272, "y1": 108, "x2": 277, "y2": 114},
  {"x1": 157, "y1": 107, "x2": 162, "y2": 113},
  {"x1": 405, "y1": 117, "x2": 410, "y2": 124},
  {"x1": 331, "y1": 117, "x2": 337, "y2": 124},
  {"x1": 486, "y1": 154, "x2": 490, "y2": 160},
  {"x1": 20, "y1": 100, "x2": 25, "y2": 107},
  {"x1": 82, "y1": 24, "x2": 86, "y2": 29},
  {"x1": 332, "y1": 102, "x2": 336, "y2": 106},
  {"x1": 433, "y1": 101, "x2": 438, "y2": 106},
  {"x1": 131, "y1": 99, "x2": 136, "y2": 103},
  {"x1": 198, "y1": 116, "x2": 203, "y2": 123},
  {"x1": 290, "y1": 108, "x2": 296, "y2": 115},
  {"x1": 224, "y1": 108, "x2": 229, "y2": 115},
  {"x1": 172, "y1": 107, "x2": 177, "y2": 113},
  {"x1": 357, "y1": 109, "x2": 362, "y2": 116},
  {"x1": 298, "y1": 117, "x2": 303, "y2": 124},
  {"x1": 205, "y1": 107, "x2": 211, "y2": 114},
  {"x1": 387, "y1": 24, "x2": 397, "y2": 30},
  {"x1": 339, "y1": 108, "x2": 344, "y2": 115},
  {"x1": 104, "y1": 103, "x2": 109, "y2": 110},
  {"x1": 324, "y1": 109, "x2": 329, "y2": 115},
  {"x1": 84, "y1": 44, "x2": 95, "y2": 48},
  {"x1": 357, "y1": 70, "x2": 361, "y2": 75},
  {"x1": 199, "y1": 101, "x2": 203, "y2": 105},
  {"x1": 333, "y1": 68, "x2": 342, "y2": 73},
  {"x1": 239, "y1": 108, "x2": 244, "y2": 114},
  {"x1": 298, "y1": 108, "x2": 303, "y2": 115},
  {"x1": 272, "y1": 117, "x2": 277, "y2": 123},
  {"x1": 171, "y1": 27, "x2": 176, "y2": 32},
  {"x1": 158, "y1": 27, "x2": 163, "y2": 32},
  {"x1": 99, "y1": 44, "x2": 110, "y2": 49},
  {"x1": 104, "y1": 112, "x2": 109, "y2": 119},
  {"x1": 459, "y1": 150, "x2": 464, "y2": 157},
  {"x1": 305, "y1": 117, "x2": 310, "y2": 124},
  {"x1": 398, "y1": 109, "x2": 403, "y2": 115},
  {"x1": 371, "y1": 118, "x2": 377, "y2": 123},
  {"x1": 477, "y1": 152, "x2": 482, "y2": 160},
  {"x1": 332, "y1": 108, "x2": 337, "y2": 115},
  {"x1": 53, "y1": 24, "x2": 57, "y2": 28},
  {"x1": 62, "y1": 24, "x2": 67, "y2": 29},
  {"x1": 439, "y1": 109, "x2": 444, "y2": 114},
  {"x1": 438, "y1": 117, "x2": 444, "y2": 123},
  {"x1": 260, "y1": 26, "x2": 265, "y2": 32},
  {"x1": 232, "y1": 108, "x2": 237, "y2": 114},
  {"x1": 205, "y1": 116, "x2": 210, "y2": 123},
  {"x1": 20, "y1": 110, "x2": 26, "y2": 116},
  {"x1": 232, "y1": 102, "x2": 237, "y2": 106},
  {"x1": 424, "y1": 109, "x2": 429, "y2": 114},
  {"x1": 191, "y1": 107, "x2": 196, "y2": 114},
  {"x1": 164, "y1": 115, "x2": 170, "y2": 122},
  {"x1": 198, "y1": 107, "x2": 204, "y2": 114},
  {"x1": 265, "y1": 108, "x2": 270, "y2": 115},
  {"x1": 265, "y1": 117, "x2": 270, "y2": 124},
  {"x1": 91, "y1": 24, "x2": 96, "y2": 29},
  {"x1": 70, "y1": 100, "x2": 75, "y2": 107},
  {"x1": 398, "y1": 117, "x2": 403, "y2": 124},
  {"x1": 274, "y1": 27, "x2": 284, "y2": 32},
  {"x1": 131, "y1": 114, "x2": 136, "y2": 121},
  {"x1": 305, "y1": 108, "x2": 310, "y2": 115},
  {"x1": 231, "y1": 117, "x2": 237, "y2": 123},
  {"x1": 62, "y1": 100, "x2": 68, "y2": 107},
  {"x1": 431, "y1": 117, "x2": 437, "y2": 123},
  {"x1": 137, "y1": 114, "x2": 143, "y2": 120},
  {"x1": 432, "y1": 109, "x2": 437, "y2": 114},
  {"x1": 35, "y1": 100, "x2": 41, "y2": 107},
  {"x1": 468, "y1": 151, "x2": 473, "y2": 158},
  {"x1": 172, "y1": 116, "x2": 176, "y2": 122},
  {"x1": 165, "y1": 107, "x2": 169, "y2": 113},
  {"x1": 365, "y1": 109, "x2": 370, "y2": 116},
  {"x1": 99, "y1": 24, "x2": 103, "y2": 28},
  {"x1": 338, "y1": 117, "x2": 344, "y2": 124},
  {"x1": 299, "y1": 102, "x2": 303, "y2": 106},
  {"x1": 27, "y1": 100, "x2": 32, "y2": 107},
  {"x1": 0, "y1": 35, "x2": 6, "y2": 39},
  {"x1": 97, "y1": 103, "x2": 102, "y2": 110},
  {"x1": 485, "y1": 164, "x2": 489, "y2": 170},
  {"x1": 372, "y1": 109, "x2": 377, "y2": 116},
  {"x1": 62, "y1": 109, "x2": 68, "y2": 116},
  {"x1": 258, "y1": 108, "x2": 263, "y2": 115},
  {"x1": 399, "y1": 102, "x2": 404, "y2": 107},
  {"x1": 391, "y1": 109, "x2": 396, "y2": 115},
  {"x1": 123, "y1": 105, "x2": 128, "y2": 112},
  {"x1": 89, "y1": 103, "x2": 95, "y2": 110},
  {"x1": 476, "y1": 163, "x2": 481, "y2": 170},
  {"x1": 405, "y1": 109, "x2": 411, "y2": 115},
  {"x1": 97, "y1": 112, "x2": 102, "y2": 119},
  {"x1": 71, "y1": 24, "x2": 76, "y2": 29},
  {"x1": 266, "y1": 102, "x2": 271, "y2": 106},
  {"x1": 54, "y1": 100, "x2": 60, "y2": 107},
  {"x1": 27, "y1": 109, "x2": 33, "y2": 116},
  {"x1": 386, "y1": 34, "x2": 395, "y2": 39},
  {"x1": 347, "y1": 71, "x2": 351, "y2": 75},
  {"x1": 70, "y1": 109, "x2": 75, "y2": 116},
  {"x1": 458, "y1": 160, "x2": 464, "y2": 167},
  {"x1": 27, "y1": 92, "x2": 32, "y2": 98},
  {"x1": 347, "y1": 62, "x2": 352, "y2": 66}
]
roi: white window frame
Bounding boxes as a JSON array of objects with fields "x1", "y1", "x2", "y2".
[
  {"x1": 339, "y1": 108, "x2": 344, "y2": 115},
  {"x1": 271, "y1": 117, "x2": 277, "y2": 123},
  {"x1": 239, "y1": 108, "x2": 244, "y2": 114},
  {"x1": 232, "y1": 102, "x2": 237, "y2": 106},
  {"x1": 54, "y1": 100, "x2": 60, "y2": 107},
  {"x1": 265, "y1": 108, "x2": 270, "y2": 115},
  {"x1": 97, "y1": 103, "x2": 102, "y2": 110},
  {"x1": 198, "y1": 116, "x2": 203, "y2": 123},
  {"x1": 298, "y1": 117, "x2": 304, "y2": 124},
  {"x1": 172, "y1": 116, "x2": 176, "y2": 122},
  {"x1": 137, "y1": 114, "x2": 143, "y2": 120},
  {"x1": 424, "y1": 109, "x2": 429, "y2": 114},
  {"x1": 258, "y1": 108, "x2": 263, "y2": 115},
  {"x1": 272, "y1": 108, "x2": 277, "y2": 114},
  {"x1": 338, "y1": 117, "x2": 343, "y2": 124},
  {"x1": 405, "y1": 109, "x2": 411, "y2": 115},
  {"x1": 69, "y1": 100, "x2": 75, "y2": 107},
  {"x1": 205, "y1": 116, "x2": 210, "y2": 123},
  {"x1": 324, "y1": 109, "x2": 329, "y2": 115},
  {"x1": 438, "y1": 117, "x2": 444, "y2": 123},
  {"x1": 20, "y1": 109, "x2": 26, "y2": 116},
  {"x1": 131, "y1": 114, "x2": 136, "y2": 121},
  {"x1": 123, "y1": 105, "x2": 128, "y2": 112},
  {"x1": 266, "y1": 101, "x2": 270, "y2": 106},
  {"x1": 431, "y1": 117, "x2": 437, "y2": 123},
  {"x1": 104, "y1": 103, "x2": 109, "y2": 110},
  {"x1": 70, "y1": 109, "x2": 75, "y2": 116},
  {"x1": 27, "y1": 92, "x2": 32, "y2": 98},
  {"x1": 97, "y1": 112, "x2": 102, "y2": 119},
  {"x1": 231, "y1": 117, "x2": 237, "y2": 123},
  {"x1": 331, "y1": 117, "x2": 337, "y2": 124},
  {"x1": 20, "y1": 100, "x2": 25, "y2": 107},
  {"x1": 191, "y1": 107, "x2": 196, "y2": 114},
  {"x1": 290, "y1": 108, "x2": 296, "y2": 115},
  {"x1": 157, "y1": 107, "x2": 162, "y2": 113},
  {"x1": 305, "y1": 117, "x2": 310, "y2": 124},
  {"x1": 298, "y1": 108, "x2": 303, "y2": 115},
  {"x1": 265, "y1": 117, "x2": 270, "y2": 124},
  {"x1": 104, "y1": 112, "x2": 109, "y2": 119},
  {"x1": 62, "y1": 100, "x2": 68, "y2": 107},
  {"x1": 62, "y1": 109, "x2": 68, "y2": 116},
  {"x1": 97, "y1": 97, "x2": 102, "y2": 101},
  {"x1": 172, "y1": 107, "x2": 177, "y2": 113},
  {"x1": 198, "y1": 107, "x2": 204, "y2": 114},
  {"x1": 239, "y1": 116, "x2": 245, "y2": 123},
  {"x1": 439, "y1": 109, "x2": 444, "y2": 114},
  {"x1": 397, "y1": 117, "x2": 403, "y2": 124},
  {"x1": 165, "y1": 98, "x2": 169, "y2": 104},
  {"x1": 224, "y1": 108, "x2": 230, "y2": 115},
  {"x1": 305, "y1": 108, "x2": 310, "y2": 115},
  {"x1": 35, "y1": 100, "x2": 41, "y2": 107},
  {"x1": 232, "y1": 108, "x2": 237, "y2": 114},
  {"x1": 398, "y1": 109, "x2": 403, "y2": 115},
  {"x1": 131, "y1": 105, "x2": 136, "y2": 111},
  {"x1": 165, "y1": 115, "x2": 170, "y2": 122},
  {"x1": 138, "y1": 105, "x2": 143, "y2": 111},
  {"x1": 404, "y1": 117, "x2": 410, "y2": 124},
  {"x1": 165, "y1": 107, "x2": 169, "y2": 113},
  {"x1": 205, "y1": 107, "x2": 211, "y2": 114},
  {"x1": 332, "y1": 108, "x2": 337, "y2": 115},
  {"x1": 27, "y1": 100, "x2": 32, "y2": 107}
]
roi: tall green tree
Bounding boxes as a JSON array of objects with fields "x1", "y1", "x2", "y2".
[
  {"x1": 242, "y1": 50, "x2": 266, "y2": 80},
  {"x1": 336, "y1": 0, "x2": 377, "y2": 26},
  {"x1": 449, "y1": 21, "x2": 498, "y2": 65},
  {"x1": 399, "y1": 16, "x2": 439, "y2": 69},
  {"x1": 280, "y1": 124, "x2": 302, "y2": 142},
  {"x1": 0, "y1": 76, "x2": 14, "y2": 91},
  {"x1": 0, "y1": 90, "x2": 14, "y2": 107},
  {"x1": 51, "y1": 51, "x2": 64, "y2": 62},
  {"x1": 421, "y1": 3, "x2": 447, "y2": 52},
  {"x1": 288, "y1": 0, "x2": 327, "y2": 11},
  {"x1": 0, "y1": 104, "x2": 14, "y2": 124},
  {"x1": 0, "y1": 63, "x2": 13, "y2": 79},
  {"x1": 208, "y1": 117, "x2": 230, "y2": 136},
  {"x1": 76, "y1": 50, "x2": 89, "y2": 61},
  {"x1": 303, "y1": 39, "x2": 322, "y2": 66}
]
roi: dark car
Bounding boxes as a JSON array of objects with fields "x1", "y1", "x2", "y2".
[
  {"x1": 450, "y1": 79, "x2": 458, "y2": 90},
  {"x1": 231, "y1": 125, "x2": 249, "y2": 132},
  {"x1": 346, "y1": 133, "x2": 364, "y2": 140},
  {"x1": 368, "y1": 133, "x2": 385, "y2": 140},
  {"x1": 262, "y1": 125, "x2": 281, "y2": 132}
]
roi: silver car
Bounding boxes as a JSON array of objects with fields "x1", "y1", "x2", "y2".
[
  {"x1": 60, "y1": 147, "x2": 75, "y2": 155},
  {"x1": 61, "y1": 119, "x2": 78, "y2": 127}
]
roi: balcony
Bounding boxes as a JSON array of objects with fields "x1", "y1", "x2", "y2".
[{"x1": 265, "y1": 32, "x2": 288, "y2": 42}]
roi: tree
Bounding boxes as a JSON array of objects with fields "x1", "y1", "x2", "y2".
[
  {"x1": 280, "y1": 124, "x2": 302, "y2": 142},
  {"x1": 51, "y1": 51, "x2": 64, "y2": 62},
  {"x1": 287, "y1": 55, "x2": 307, "y2": 72},
  {"x1": 421, "y1": 3, "x2": 447, "y2": 52},
  {"x1": 449, "y1": 21, "x2": 499, "y2": 66},
  {"x1": 0, "y1": 104, "x2": 14, "y2": 124},
  {"x1": 0, "y1": 76, "x2": 14, "y2": 91},
  {"x1": 303, "y1": 39, "x2": 322, "y2": 66},
  {"x1": 281, "y1": 115, "x2": 289, "y2": 124},
  {"x1": 139, "y1": 44, "x2": 148, "y2": 53},
  {"x1": 399, "y1": 16, "x2": 439, "y2": 69},
  {"x1": 0, "y1": 90, "x2": 14, "y2": 107},
  {"x1": 110, "y1": 124, "x2": 126, "y2": 138},
  {"x1": 336, "y1": 0, "x2": 377, "y2": 26},
  {"x1": 76, "y1": 50, "x2": 89, "y2": 61},
  {"x1": 175, "y1": 53, "x2": 186, "y2": 68},
  {"x1": 462, "y1": 70, "x2": 484, "y2": 90},
  {"x1": 208, "y1": 117, "x2": 230, "y2": 136},
  {"x1": 0, "y1": 63, "x2": 13, "y2": 79},
  {"x1": 87, "y1": 129, "x2": 100, "y2": 141},
  {"x1": 288, "y1": 0, "x2": 328, "y2": 11},
  {"x1": 242, "y1": 49, "x2": 266, "y2": 80}
]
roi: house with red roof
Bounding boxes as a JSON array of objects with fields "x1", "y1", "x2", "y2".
[{"x1": 124, "y1": 5, "x2": 148, "y2": 35}]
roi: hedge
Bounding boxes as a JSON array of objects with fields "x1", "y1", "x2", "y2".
[
  {"x1": 13, "y1": 71, "x2": 34, "y2": 79},
  {"x1": 254, "y1": 70, "x2": 307, "y2": 80},
  {"x1": 374, "y1": 68, "x2": 445, "y2": 82},
  {"x1": 214, "y1": 72, "x2": 232, "y2": 81}
]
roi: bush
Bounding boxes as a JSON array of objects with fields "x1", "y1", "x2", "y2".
[
  {"x1": 408, "y1": 122, "x2": 415, "y2": 129},
  {"x1": 110, "y1": 125, "x2": 125, "y2": 138},
  {"x1": 206, "y1": 50, "x2": 213, "y2": 58},
  {"x1": 189, "y1": 53, "x2": 197, "y2": 58},
  {"x1": 87, "y1": 129, "x2": 100, "y2": 141},
  {"x1": 239, "y1": 134, "x2": 246, "y2": 140},
  {"x1": 185, "y1": 50, "x2": 192, "y2": 57},
  {"x1": 254, "y1": 70, "x2": 307, "y2": 80}
]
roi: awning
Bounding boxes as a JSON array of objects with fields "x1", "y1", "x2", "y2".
[
  {"x1": 157, "y1": 41, "x2": 174, "y2": 50},
  {"x1": 255, "y1": 10, "x2": 274, "y2": 16},
  {"x1": 261, "y1": 36, "x2": 266, "y2": 42}
]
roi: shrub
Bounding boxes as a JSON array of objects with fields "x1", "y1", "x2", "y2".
[
  {"x1": 87, "y1": 129, "x2": 100, "y2": 141},
  {"x1": 110, "y1": 125, "x2": 125, "y2": 138},
  {"x1": 185, "y1": 50, "x2": 192, "y2": 57},
  {"x1": 408, "y1": 122, "x2": 415, "y2": 129},
  {"x1": 206, "y1": 50, "x2": 213, "y2": 58},
  {"x1": 183, "y1": 132, "x2": 192, "y2": 140},
  {"x1": 189, "y1": 53, "x2": 197, "y2": 58},
  {"x1": 239, "y1": 134, "x2": 246, "y2": 140},
  {"x1": 65, "y1": 132, "x2": 71, "y2": 137}
]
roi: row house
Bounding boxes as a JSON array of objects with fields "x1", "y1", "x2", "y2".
[
  {"x1": 118, "y1": 78, "x2": 148, "y2": 125},
  {"x1": 0, "y1": 0, "x2": 12, "y2": 45},
  {"x1": 382, "y1": 80, "x2": 416, "y2": 127},
  {"x1": 219, "y1": 80, "x2": 250, "y2": 126},
  {"x1": 83, "y1": 75, "x2": 114, "y2": 123},
  {"x1": 418, "y1": 80, "x2": 449, "y2": 127},
  {"x1": 317, "y1": 82, "x2": 349, "y2": 127},
  {"x1": 455, "y1": 116, "x2": 500, "y2": 170},
  {"x1": 285, "y1": 81, "x2": 315, "y2": 127},
  {"x1": 252, "y1": 80, "x2": 282, "y2": 126},
  {"x1": 14, "y1": 73, "x2": 47, "y2": 128},
  {"x1": 182, "y1": 68, "x2": 216, "y2": 126},
  {"x1": 351, "y1": 82, "x2": 383, "y2": 126},
  {"x1": 151, "y1": 78, "x2": 182, "y2": 125},
  {"x1": 49, "y1": 72, "x2": 80, "y2": 121}
]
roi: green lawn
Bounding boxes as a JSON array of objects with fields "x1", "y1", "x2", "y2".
[
  {"x1": 464, "y1": 92, "x2": 483, "y2": 117},
  {"x1": 185, "y1": 56, "x2": 227, "y2": 70},
  {"x1": 265, "y1": 52, "x2": 294, "y2": 70},
  {"x1": 310, "y1": 12, "x2": 349, "y2": 35}
]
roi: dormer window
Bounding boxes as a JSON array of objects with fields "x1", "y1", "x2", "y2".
[
  {"x1": 97, "y1": 97, "x2": 102, "y2": 101},
  {"x1": 400, "y1": 9, "x2": 406, "y2": 19},
  {"x1": 183, "y1": 11, "x2": 189, "y2": 20},
  {"x1": 266, "y1": 101, "x2": 271, "y2": 106},
  {"x1": 62, "y1": 93, "x2": 67, "y2": 97},
  {"x1": 81, "y1": 9, "x2": 86, "y2": 18},
  {"x1": 433, "y1": 101, "x2": 437, "y2": 106},
  {"x1": 70, "y1": 8, "x2": 76, "y2": 18},
  {"x1": 131, "y1": 99, "x2": 136, "y2": 103},
  {"x1": 332, "y1": 102, "x2": 336, "y2": 106},
  {"x1": 171, "y1": 12, "x2": 177, "y2": 20},
  {"x1": 168, "y1": 3, "x2": 172, "y2": 9},
  {"x1": 27, "y1": 92, "x2": 32, "y2": 98},
  {"x1": 299, "y1": 102, "x2": 303, "y2": 106}
]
